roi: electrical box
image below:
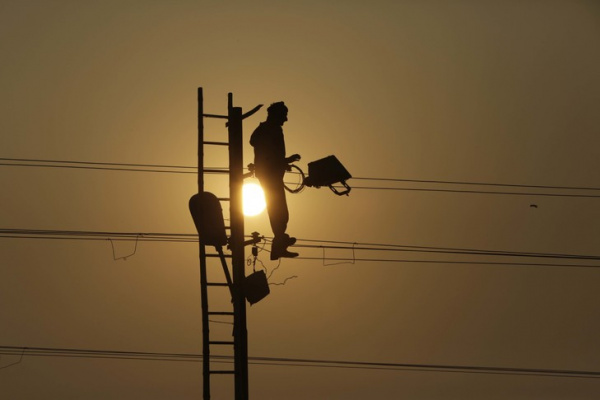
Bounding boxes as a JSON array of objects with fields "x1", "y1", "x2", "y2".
[
  {"x1": 303, "y1": 155, "x2": 352, "y2": 196},
  {"x1": 244, "y1": 270, "x2": 270, "y2": 305}
]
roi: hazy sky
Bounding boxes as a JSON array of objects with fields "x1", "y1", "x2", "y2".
[{"x1": 1, "y1": 1, "x2": 599, "y2": 399}]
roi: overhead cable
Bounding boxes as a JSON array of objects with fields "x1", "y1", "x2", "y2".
[
  {"x1": 350, "y1": 176, "x2": 600, "y2": 192},
  {"x1": 1, "y1": 345, "x2": 599, "y2": 379},
  {"x1": 2, "y1": 157, "x2": 599, "y2": 197},
  {"x1": 1, "y1": 228, "x2": 599, "y2": 268},
  {"x1": 323, "y1": 184, "x2": 600, "y2": 199}
]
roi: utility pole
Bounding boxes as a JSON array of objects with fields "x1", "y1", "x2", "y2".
[
  {"x1": 227, "y1": 94, "x2": 249, "y2": 399},
  {"x1": 193, "y1": 88, "x2": 260, "y2": 399}
]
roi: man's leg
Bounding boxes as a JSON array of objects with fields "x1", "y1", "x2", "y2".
[
  {"x1": 258, "y1": 174, "x2": 297, "y2": 259},
  {"x1": 260, "y1": 175, "x2": 288, "y2": 236}
]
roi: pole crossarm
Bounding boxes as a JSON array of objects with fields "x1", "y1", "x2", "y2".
[
  {"x1": 241, "y1": 105, "x2": 263, "y2": 120},
  {"x1": 203, "y1": 113, "x2": 228, "y2": 119}
]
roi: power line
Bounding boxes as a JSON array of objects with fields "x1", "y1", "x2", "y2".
[
  {"x1": 3, "y1": 228, "x2": 599, "y2": 261},
  {"x1": 0, "y1": 162, "x2": 199, "y2": 174},
  {"x1": 0, "y1": 160, "x2": 228, "y2": 175},
  {"x1": 351, "y1": 176, "x2": 600, "y2": 192},
  {"x1": 293, "y1": 244, "x2": 600, "y2": 261},
  {"x1": 2, "y1": 157, "x2": 599, "y2": 198},
  {"x1": 292, "y1": 256, "x2": 600, "y2": 269},
  {"x1": 295, "y1": 237, "x2": 600, "y2": 259},
  {"x1": 2, "y1": 228, "x2": 599, "y2": 268},
  {"x1": 1, "y1": 345, "x2": 599, "y2": 379},
  {"x1": 327, "y1": 185, "x2": 600, "y2": 199},
  {"x1": 0, "y1": 157, "x2": 197, "y2": 170},
  {"x1": 0, "y1": 228, "x2": 595, "y2": 258}
]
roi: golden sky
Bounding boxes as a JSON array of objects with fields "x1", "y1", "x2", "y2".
[{"x1": 1, "y1": 1, "x2": 599, "y2": 398}]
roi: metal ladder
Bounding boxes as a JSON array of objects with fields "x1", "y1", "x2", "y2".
[{"x1": 191, "y1": 88, "x2": 262, "y2": 400}]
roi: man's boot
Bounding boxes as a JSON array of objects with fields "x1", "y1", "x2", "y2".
[
  {"x1": 271, "y1": 236, "x2": 299, "y2": 260},
  {"x1": 283, "y1": 233, "x2": 297, "y2": 247}
]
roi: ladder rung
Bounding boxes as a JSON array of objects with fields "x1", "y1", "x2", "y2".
[
  {"x1": 210, "y1": 370, "x2": 235, "y2": 375},
  {"x1": 209, "y1": 341, "x2": 234, "y2": 345},
  {"x1": 203, "y1": 113, "x2": 228, "y2": 120},
  {"x1": 206, "y1": 253, "x2": 232, "y2": 258},
  {"x1": 203, "y1": 141, "x2": 229, "y2": 146},
  {"x1": 207, "y1": 282, "x2": 230, "y2": 287},
  {"x1": 208, "y1": 311, "x2": 234, "y2": 316}
]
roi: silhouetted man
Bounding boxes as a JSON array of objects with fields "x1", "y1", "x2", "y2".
[{"x1": 250, "y1": 102, "x2": 300, "y2": 260}]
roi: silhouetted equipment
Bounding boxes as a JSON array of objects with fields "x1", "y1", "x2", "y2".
[
  {"x1": 250, "y1": 155, "x2": 352, "y2": 196},
  {"x1": 189, "y1": 192, "x2": 233, "y2": 297},
  {"x1": 244, "y1": 270, "x2": 270, "y2": 305},
  {"x1": 303, "y1": 155, "x2": 352, "y2": 196},
  {"x1": 189, "y1": 192, "x2": 228, "y2": 247},
  {"x1": 245, "y1": 233, "x2": 270, "y2": 305}
]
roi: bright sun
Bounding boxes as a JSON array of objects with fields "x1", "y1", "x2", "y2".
[{"x1": 243, "y1": 183, "x2": 266, "y2": 216}]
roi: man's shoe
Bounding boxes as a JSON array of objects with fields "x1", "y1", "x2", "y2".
[
  {"x1": 270, "y1": 247, "x2": 299, "y2": 260},
  {"x1": 284, "y1": 235, "x2": 297, "y2": 246},
  {"x1": 273, "y1": 234, "x2": 296, "y2": 247}
]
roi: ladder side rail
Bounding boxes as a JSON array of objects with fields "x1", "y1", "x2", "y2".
[{"x1": 197, "y1": 87, "x2": 212, "y2": 400}]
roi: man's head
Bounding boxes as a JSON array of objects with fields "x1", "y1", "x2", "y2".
[{"x1": 267, "y1": 101, "x2": 288, "y2": 126}]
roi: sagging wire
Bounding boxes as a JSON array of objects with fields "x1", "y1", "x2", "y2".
[
  {"x1": 267, "y1": 257, "x2": 298, "y2": 286},
  {"x1": 323, "y1": 242, "x2": 356, "y2": 266},
  {"x1": 269, "y1": 275, "x2": 298, "y2": 286},
  {"x1": 253, "y1": 237, "x2": 298, "y2": 286},
  {"x1": 0, "y1": 347, "x2": 26, "y2": 371},
  {"x1": 267, "y1": 258, "x2": 282, "y2": 281},
  {"x1": 109, "y1": 234, "x2": 141, "y2": 261}
]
